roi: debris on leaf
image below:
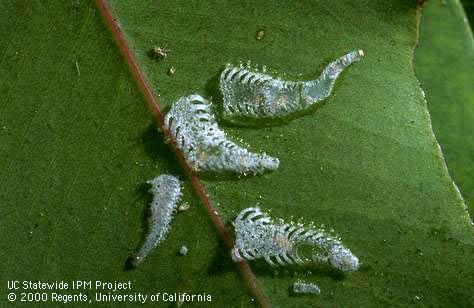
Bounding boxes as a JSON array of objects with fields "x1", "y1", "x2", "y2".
[
  {"x1": 179, "y1": 246, "x2": 188, "y2": 256},
  {"x1": 178, "y1": 202, "x2": 190, "y2": 212},
  {"x1": 256, "y1": 29, "x2": 265, "y2": 40},
  {"x1": 151, "y1": 46, "x2": 170, "y2": 60},
  {"x1": 168, "y1": 66, "x2": 176, "y2": 76}
]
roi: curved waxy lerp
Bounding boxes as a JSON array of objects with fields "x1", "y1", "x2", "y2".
[
  {"x1": 231, "y1": 207, "x2": 359, "y2": 272},
  {"x1": 131, "y1": 175, "x2": 181, "y2": 267},
  {"x1": 220, "y1": 50, "x2": 364, "y2": 120},
  {"x1": 164, "y1": 94, "x2": 279, "y2": 175}
]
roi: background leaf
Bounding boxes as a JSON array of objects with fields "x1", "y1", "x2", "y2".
[
  {"x1": 1, "y1": 0, "x2": 474, "y2": 307},
  {"x1": 415, "y1": 0, "x2": 474, "y2": 217},
  {"x1": 461, "y1": 0, "x2": 474, "y2": 26}
]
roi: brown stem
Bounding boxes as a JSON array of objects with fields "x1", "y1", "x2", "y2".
[{"x1": 94, "y1": 1, "x2": 270, "y2": 306}]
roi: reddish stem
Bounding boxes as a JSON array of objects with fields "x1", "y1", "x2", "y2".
[{"x1": 94, "y1": 1, "x2": 270, "y2": 307}]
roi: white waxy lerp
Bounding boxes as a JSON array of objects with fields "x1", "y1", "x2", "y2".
[
  {"x1": 231, "y1": 207, "x2": 359, "y2": 272},
  {"x1": 164, "y1": 94, "x2": 279, "y2": 175},
  {"x1": 220, "y1": 50, "x2": 364, "y2": 120},
  {"x1": 131, "y1": 175, "x2": 182, "y2": 267},
  {"x1": 293, "y1": 280, "x2": 321, "y2": 295}
]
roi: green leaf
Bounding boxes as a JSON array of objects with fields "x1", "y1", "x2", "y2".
[
  {"x1": 2, "y1": 1, "x2": 474, "y2": 307},
  {"x1": 108, "y1": 0, "x2": 474, "y2": 306},
  {"x1": 0, "y1": 1, "x2": 251, "y2": 306},
  {"x1": 415, "y1": 0, "x2": 474, "y2": 217}
]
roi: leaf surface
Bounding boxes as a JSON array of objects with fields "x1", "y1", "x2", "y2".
[
  {"x1": 0, "y1": 1, "x2": 251, "y2": 307},
  {"x1": 1, "y1": 0, "x2": 474, "y2": 307},
  {"x1": 108, "y1": 0, "x2": 474, "y2": 306}
]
